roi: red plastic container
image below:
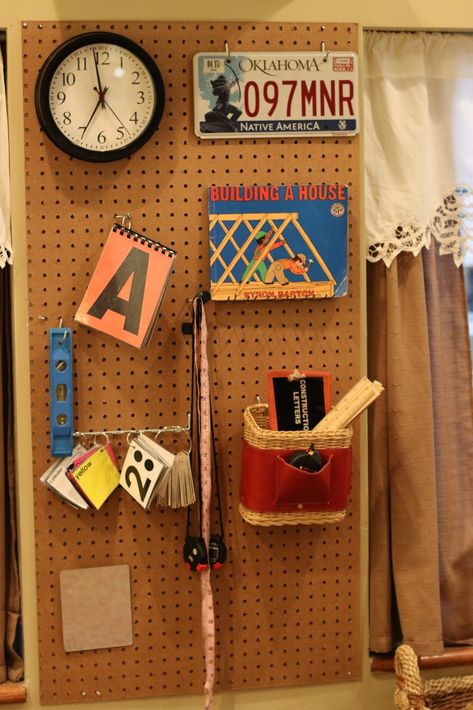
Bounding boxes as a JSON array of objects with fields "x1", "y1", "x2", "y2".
[{"x1": 240, "y1": 440, "x2": 352, "y2": 514}]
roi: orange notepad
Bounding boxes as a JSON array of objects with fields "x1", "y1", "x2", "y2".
[{"x1": 75, "y1": 224, "x2": 176, "y2": 348}]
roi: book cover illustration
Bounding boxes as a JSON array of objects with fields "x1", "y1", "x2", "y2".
[
  {"x1": 208, "y1": 184, "x2": 348, "y2": 301},
  {"x1": 75, "y1": 224, "x2": 176, "y2": 349}
]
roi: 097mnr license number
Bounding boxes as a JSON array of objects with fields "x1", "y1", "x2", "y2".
[{"x1": 242, "y1": 78, "x2": 355, "y2": 118}]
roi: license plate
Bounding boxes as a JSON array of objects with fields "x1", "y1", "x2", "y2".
[{"x1": 193, "y1": 51, "x2": 359, "y2": 139}]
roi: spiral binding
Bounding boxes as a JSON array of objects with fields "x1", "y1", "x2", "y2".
[{"x1": 112, "y1": 223, "x2": 176, "y2": 257}]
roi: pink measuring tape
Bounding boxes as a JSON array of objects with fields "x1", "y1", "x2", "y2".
[{"x1": 193, "y1": 297, "x2": 216, "y2": 709}]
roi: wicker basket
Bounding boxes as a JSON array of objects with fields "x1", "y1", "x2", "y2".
[
  {"x1": 240, "y1": 404, "x2": 352, "y2": 527},
  {"x1": 238, "y1": 503, "x2": 347, "y2": 526},
  {"x1": 243, "y1": 404, "x2": 352, "y2": 450},
  {"x1": 394, "y1": 644, "x2": 473, "y2": 710}
]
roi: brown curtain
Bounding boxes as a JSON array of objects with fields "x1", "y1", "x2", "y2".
[
  {"x1": 368, "y1": 246, "x2": 473, "y2": 656},
  {"x1": 0, "y1": 266, "x2": 23, "y2": 680}
]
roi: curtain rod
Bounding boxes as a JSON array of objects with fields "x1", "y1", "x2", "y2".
[{"x1": 364, "y1": 28, "x2": 473, "y2": 35}]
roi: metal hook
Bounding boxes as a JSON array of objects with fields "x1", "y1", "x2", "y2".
[
  {"x1": 153, "y1": 413, "x2": 191, "y2": 440},
  {"x1": 320, "y1": 41, "x2": 329, "y2": 62},
  {"x1": 77, "y1": 432, "x2": 88, "y2": 448},
  {"x1": 181, "y1": 428, "x2": 192, "y2": 455},
  {"x1": 126, "y1": 431, "x2": 139, "y2": 446},
  {"x1": 57, "y1": 316, "x2": 69, "y2": 344},
  {"x1": 114, "y1": 212, "x2": 133, "y2": 229},
  {"x1": 288, "y1": 368, "x2": 305, "y2": 381},
  {"x1": 224, "y1": 40, "x2": 230, "y2": 62},
  {"x1": 93, "y1": 432, "x2": 110, "y2": 448}
]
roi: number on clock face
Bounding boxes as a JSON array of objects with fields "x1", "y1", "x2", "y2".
[{"x1": 48, "y1": 43, "x2": 156, "y2": 152}]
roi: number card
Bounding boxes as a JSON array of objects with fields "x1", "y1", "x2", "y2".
[
  {"x1": 120, "y1": 435, "x2": 174, "y2": 510},
  {"x1": 267, "y1": 369, "x2": 332, "y2": 431},
  {"x1": 194, "y1": 51, "x2": 359, "y2": 139}
]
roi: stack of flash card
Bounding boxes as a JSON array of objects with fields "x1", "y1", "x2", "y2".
[
  {"x1": 41, "y1": 434, "x2": 196, "y2": 511},
  {"x1": 120, "y1": 434, "x2": 196, "y2": 510},
  {"x1": 156, "y1": 450, "x2": 196, "y2": 509},
  {"x1": 41, "y1": 445, "x2": 90, "y2": 510},
  {"x1": 41, "y1": 443, "x2": 120, "y2": 510},
  {"x1": 119, "y1": 434, "x2": 175, "y2": 510}
]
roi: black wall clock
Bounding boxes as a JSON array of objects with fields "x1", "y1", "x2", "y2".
[{"x1": 34, "y1": 31, "x2": 165, "y2": 162}]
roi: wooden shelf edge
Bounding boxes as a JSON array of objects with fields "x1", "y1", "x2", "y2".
[
  {"x1": 0, "y1": 682, "x2": 27, "y2": 704},
  {"x1": 371, "y1": 646, "x2": 473, "y2": 673}
]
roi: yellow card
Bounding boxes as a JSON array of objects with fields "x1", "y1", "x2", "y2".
[{"x1": 67, "y1": 446, "x2": 119, "y2": 510}]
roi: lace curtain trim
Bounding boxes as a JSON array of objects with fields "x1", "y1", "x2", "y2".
[{"x1": 367, "y1": 184, "x2": 473, "y2": 268}]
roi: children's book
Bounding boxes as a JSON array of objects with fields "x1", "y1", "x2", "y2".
[
  {"x1": 66, "y1": 444, "x2": 119, "y2": 510},
  {"x1": 208, "y1": 184, "x2": 348, "y2": 301},
  {"x1": 75, "y1": 224, "x2": 177, "y2": 348}
]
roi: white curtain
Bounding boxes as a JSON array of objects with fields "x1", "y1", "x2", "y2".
[
  {"x1": 364, "y1": 31, "x2": 473, "y2": 267},
  {"x1": 0, "y1": 48, "x2": 12, "y2": 268}
]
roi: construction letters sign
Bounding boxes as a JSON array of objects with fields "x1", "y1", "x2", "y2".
[{"x1": 208, "y1": 184, "x2": 348, "y2": 301}]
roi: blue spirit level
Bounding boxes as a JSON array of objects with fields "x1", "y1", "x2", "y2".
[{"x1": 49, "y1": 327, "x2": 73, "y2": 457}]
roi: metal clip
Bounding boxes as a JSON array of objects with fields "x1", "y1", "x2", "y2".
[
  {"x1": 58, "y1": 316, "x2": 68, "y2": 344},
  {"x1": 320, "y1": 41, "x2": 329, "y2": 62},
  {"x1": 114, "y1": 212, "x2": 133, "y2": 229},
  {"x1": 93, "y1": 432, "x2": 110, "y2": 448}
]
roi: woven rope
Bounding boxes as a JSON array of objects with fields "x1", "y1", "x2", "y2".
[
  {"x1": 239, "y1": 502, "x2": 346, "y2": 526},
  {"x1": 424, "y1": 676, "x2": 473, "y2": 710},
  {"x1": 243, "y1": 404, "x2": 352, "y2": 450},
  {"x1": 394, "y1": 645, "x2": 473, "y2": 710}
]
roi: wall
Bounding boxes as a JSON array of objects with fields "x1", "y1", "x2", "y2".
[{"x1": 2, "y1": 1, "x2": 473, "y2": 709}]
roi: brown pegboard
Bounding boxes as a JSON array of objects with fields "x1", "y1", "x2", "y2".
[{"x1": 22, "y1": 19, "x2": 360, "y2": 705}]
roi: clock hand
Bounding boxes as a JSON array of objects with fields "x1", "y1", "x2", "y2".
[
  {"x1": 82, "y1": 98, "x2": 102, "y2": 134},
  {"x1": 93, "y1": 50, "x2": 106, "y2": 108},
  {"x1": 102, "y1": 98, "x2": 131, "y2": 135},
  {"x1": 94, "y1": 85, "x2": 110, "y2": 104},
  {"x1": 81, "y1": 87, "x2": 109, "y2": 136}
]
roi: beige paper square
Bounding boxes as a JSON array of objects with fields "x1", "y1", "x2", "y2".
[{"x1": 59, "y1": 564, "x2": 133, "y2": 652}]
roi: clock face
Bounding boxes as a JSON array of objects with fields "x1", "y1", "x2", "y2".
[{"x1": 35, "y1": 32, "x2": 165, "y2": 161}]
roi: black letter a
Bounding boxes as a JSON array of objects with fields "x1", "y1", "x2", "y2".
[{"x1": 87, "y1": 247, "x2": 149, "y2": 335}]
